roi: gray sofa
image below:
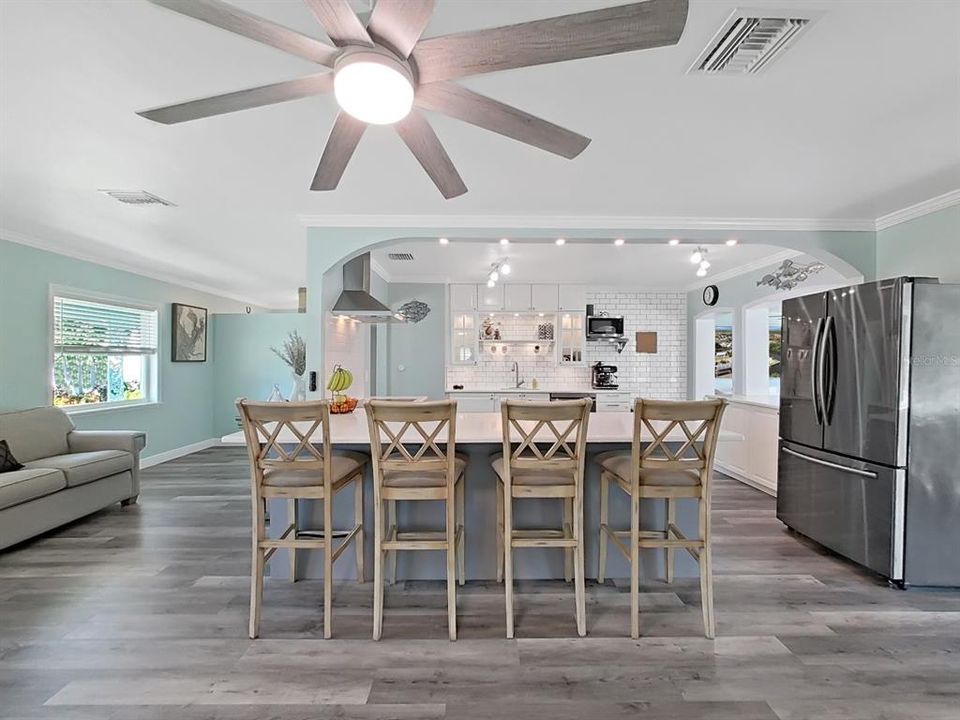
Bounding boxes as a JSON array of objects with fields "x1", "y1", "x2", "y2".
[{"x1": 0, "y1": 407, "x2": 146, "y2": 550}]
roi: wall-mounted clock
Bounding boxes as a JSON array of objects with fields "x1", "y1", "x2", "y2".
[{"x1": 702, "y1": 285, "x2": 719, "y2": 307}]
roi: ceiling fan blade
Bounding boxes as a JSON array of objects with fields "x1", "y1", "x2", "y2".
[
  {"x1": 137, "y1": 72, "x2": 334, "y2": 124},
  {"x1": 311, "y1": 112, "x2": 367, "y2": 190},
  {"x1": 367, "y1": 0, "x2": 436, "y2": 58},
  {"x1": 394, "y1": 110, "x2": 466, "y2": 198},
  {"x1": 413, "y1": 0, "x2": 688, "y2": 84},
  {"x1": 415, "y1": 82, "x2": 590, "y2": 159},
  {"x1": 303, "y1": 0, "x2": 373, "y2": 47},
  {"x1": 147, "y1": 0, "x2": 338, "y2": 66}
]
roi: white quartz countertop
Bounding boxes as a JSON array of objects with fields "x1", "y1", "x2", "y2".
[
  {"x1": 710, "y1": 394, "x2": 780, "y2": 410},
  {"x1": 445, "y1": 387, "x2": 629, "y2": 394},
  {"x1": 221, "y1": 410, "x2": 742, "y2": 446}
]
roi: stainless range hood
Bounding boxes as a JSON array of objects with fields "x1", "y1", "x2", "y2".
[{"x1": 331, "y1": 253, "x2": 404, "y2": 323}]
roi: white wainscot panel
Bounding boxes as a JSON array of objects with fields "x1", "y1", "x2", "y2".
[{"x1": 714, "y1": 398, "x2": 779, "y2": 495}]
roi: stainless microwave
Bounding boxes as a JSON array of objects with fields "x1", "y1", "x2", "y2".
[{"x1": 586, "y1": 315, "x2": 624, "y2": 340}]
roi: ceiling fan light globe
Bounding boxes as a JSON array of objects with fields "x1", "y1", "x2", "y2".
[{"x1": 334, "y1": 51, "x2": 414, "y2": 125}]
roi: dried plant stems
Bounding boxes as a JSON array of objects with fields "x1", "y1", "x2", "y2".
[{"x1": 270, "y1": 330, "x2": 306, "y2": 376}]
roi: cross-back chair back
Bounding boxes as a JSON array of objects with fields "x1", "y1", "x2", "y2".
[
  {"x1": 499, "y1": 399, "x2": 591, "y2": 479},
  {"x1": 631, "y1": 399, "x2": 726, "y2": 484},
  {"x1": 365, "y1": 399, "x2": 458, "y2": 483},
  {"x1": 237, "y1": 399, "x2": 332, "y2": 486}
]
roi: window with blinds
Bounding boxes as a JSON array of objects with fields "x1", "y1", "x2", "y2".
[{"x1": 52, "y1": 294, "x2": 159, "y2": 408}]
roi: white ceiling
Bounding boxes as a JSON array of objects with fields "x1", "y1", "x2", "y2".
[
  {"x1": 1, "y1": 0, "x2": 958, "y2": 307},
  {"x1": 371, "y1": 238, "x2": 792, "y2": 288}
]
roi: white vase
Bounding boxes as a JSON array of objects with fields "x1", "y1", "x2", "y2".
[{"x1": 290, "y1": 373, "x2": 306, "y2": 402}]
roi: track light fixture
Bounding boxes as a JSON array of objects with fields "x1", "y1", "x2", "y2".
[{"x1": 486, "y1": 258, "x2": 512, "y2": 286}]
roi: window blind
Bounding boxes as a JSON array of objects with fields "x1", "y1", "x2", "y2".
[{"x1": 53, "y1": 296, "x2": 158, "y2": 355}]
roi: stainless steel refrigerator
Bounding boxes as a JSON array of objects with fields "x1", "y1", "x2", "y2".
[{"x1": 777, "y1": 277, "x2": 960, "y2": 587}]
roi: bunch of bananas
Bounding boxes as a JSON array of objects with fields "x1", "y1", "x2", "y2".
[{"x1": 326, "y1": 365, "x2": 353, "y2": 396}]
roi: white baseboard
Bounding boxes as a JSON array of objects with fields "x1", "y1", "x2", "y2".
[
  {"x1": 141, "y1": 438, "x2": 222, "y2": 468},
  {"x1": 715, "y1": 461, "x2": 777, "y2": 497}
]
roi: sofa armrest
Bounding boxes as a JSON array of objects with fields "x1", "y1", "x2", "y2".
[{"x1": 67, "y1": 430, "x2": 147, "y2": 456}]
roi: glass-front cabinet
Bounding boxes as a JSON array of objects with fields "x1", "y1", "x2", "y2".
[
  {"x1": 558, "y1": 312, "x2": 585, "y2": 364},
  {"x1": 450, "y1": 312, "x2": 477, "y2": 365}
]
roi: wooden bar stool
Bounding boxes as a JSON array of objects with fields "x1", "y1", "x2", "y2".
[
  {"x1": 492, "y1": 399, "x2": 592, "y2": 638},
  {"x1": 236, "y1": 399, "x2": 366, "y2": 640},
  {"x1": 596, "y1": 398, "x2": 726, "y2": 639},
  {"x1": 365, "y1": 400, "x2": 466, "y2": 641}
]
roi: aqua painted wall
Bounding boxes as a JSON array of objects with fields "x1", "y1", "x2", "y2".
[
  {"x1": 211, "y1": 313, "x2": 313, "y2": 437},
  {"x1": 386, "y1": 283, "x2": 447, "y2": 399},
  {"x1": 0, "y1": 238, "x2": 250, "y2": 459},
  {"x1": 877, "y1": 205, "x2": 960, "y2": 283}
]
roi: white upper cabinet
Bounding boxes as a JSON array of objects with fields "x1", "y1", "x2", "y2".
[
  {"x1": 449, "y1": 284, "x2": 477, "y2": 311},
  {"x1": 531, "y1": 284, "x2": 559, "y2": 311},
  {"x1": 477, "y1": 283, "x2": 504, "y2": 311},
  {"x1": 504, "y1": 284, "x2": 532, "y2": 311},
  {"x1": 558, "y1": 285, "x2": 587, "y2": 311}
]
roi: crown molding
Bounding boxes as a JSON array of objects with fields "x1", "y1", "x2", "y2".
[
  {"x1": 682, "y1": 249, "x2": 802, "y2": 292},
  {"x1": 874, "y1": 189, "x2": 960, "y2": 231},
  {"x1": 298, "y1": 214, "x2": 876, "y2": 232},
  {"x1": 0, "y1": 227, "x2": 272, "y2": 309}
]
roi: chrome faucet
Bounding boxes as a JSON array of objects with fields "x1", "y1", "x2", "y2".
[{"x1": 512, "y1": 361, "x2": 525, "y2": 389}]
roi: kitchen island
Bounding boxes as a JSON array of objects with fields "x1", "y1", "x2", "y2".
[{"x1": 221, "y1": 411, "x2": 741, "y2": 582}]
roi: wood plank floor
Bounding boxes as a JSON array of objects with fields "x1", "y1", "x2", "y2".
[{"x1": 1, "y1": 447, "x2": 959, "y2": 719}]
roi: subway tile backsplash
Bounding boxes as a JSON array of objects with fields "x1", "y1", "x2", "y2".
[{"x1": 446, "y1": 290, "x2": 686, "y2": 400}]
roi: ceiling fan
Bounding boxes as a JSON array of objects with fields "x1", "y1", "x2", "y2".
[{"x1": 138, "y1": 0, "x2": 689, "y2": 198}]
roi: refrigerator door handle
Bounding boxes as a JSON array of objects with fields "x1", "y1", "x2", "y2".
[
  {"x1": 822, "y1": 316, "x2": 837, "y2": 425},
  {"x1": 782, "y1": 447, "x2": 878, "y2": 478},
  {"x1": 812, "y1": 318, "x2": 825, "y2": 425}
]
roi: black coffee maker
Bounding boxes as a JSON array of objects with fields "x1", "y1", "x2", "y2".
[{"x1": 592, "y1": 362, "x2": 618, "y2": 389}]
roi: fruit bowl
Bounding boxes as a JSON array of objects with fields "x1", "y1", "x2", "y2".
[{"x1": 330, "y1": 396, "x2": 358, "y2": 414}]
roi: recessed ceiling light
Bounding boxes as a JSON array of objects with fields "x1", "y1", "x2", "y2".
[
  {"x1": 514, "y1": 313, "x2": 519, "y2": 317},
  {"x1": 614, "y1": 238, "x2": 625, "y2": 246},
  {"x1": 668, "y1": 238, "x2": 681, "y2": 246},
  {"x1": 500, "y1": 237, "x2": 510, "y2": 245},
  {"x1": 725, "y1": 238, "x2": 738, "y2": 246},
  {"x1": 439, "y1": 237, "x2": 449, "y2": 245},
  {"x1": 334, "y1": 50, "x2": 414, "y2": 125},
  {"x1": 555, "y1": 238, "x2": 566, "y2": 246}
]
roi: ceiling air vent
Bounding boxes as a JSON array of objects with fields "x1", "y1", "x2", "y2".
[
  {"x1": 690, "y1": 11, "x2": 813, "y2": 75},
  {"x1": 98, "y1": 189, "x2": 176, "y2": 206},
  {"x1": 387, "y1": 252, "x2": 415, "y2": 261}
]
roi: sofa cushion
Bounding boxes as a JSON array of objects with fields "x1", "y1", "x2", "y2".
[
  {"x1": 24, "y1": 450, "x2": 133, "y2": 488},
  {"x1": 0, "y1": 407, "x2": 75, "y2": 464},
  {"x1": 0, "y1": 468, "x2": 67, "y2": 510},
  {"x1": 0, "y1": 440, "x2": 24, "y2": 473}
]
